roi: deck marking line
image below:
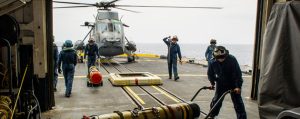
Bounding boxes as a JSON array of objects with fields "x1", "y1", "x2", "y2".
[
  {"x1": 155, "y1": 74, "x2": 251, "y2": 78},
  {"x1": 124, "y1": 86, "x2": 145, "y2": 104},
  {"x1": 151, "y1": 86, "x2": 180, "y2": 103}
]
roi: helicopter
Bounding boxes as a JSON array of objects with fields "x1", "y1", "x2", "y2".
[{"x1": 53, "y1": 0, "x2": 222, "y2": 62}]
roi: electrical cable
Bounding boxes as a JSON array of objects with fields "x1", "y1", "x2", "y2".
[
  {"x1": 31, "y1": 89, "x2": 42, "y2": 119},
  {"x1": 11, "y1": 64, "x2": 29, "y2": 119},
  {"x1": 26, "y1": 91, "x2": 41, "y2": 119},
  {"x1": 26, "y1": 101, "x2": 37, "y2": 119}
]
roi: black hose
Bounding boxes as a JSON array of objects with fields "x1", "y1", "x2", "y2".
[
  {"x1": 190, "y1": 86, "x2": 211, "y2": 102},
  {"x1": 204, "y1": 90, "x2": 232, "y2": 119},
  {"x1": 0, "y1": 38, "x2": 13, "y2": 97}
]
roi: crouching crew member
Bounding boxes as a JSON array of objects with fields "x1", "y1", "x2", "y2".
[
  {"x1": 58, "y1": 40, "x2": 77, "y2": 97},
  {"x1": 207, "y1": 46, "x2": 247, "y2": 119},
  {"x1": 163, "y1": 35, "x2": 182, "y2": 81}
]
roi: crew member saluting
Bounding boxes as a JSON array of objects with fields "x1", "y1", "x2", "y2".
[{"x1": 163, "y1": 35, "x2": 182, "y2": 81}]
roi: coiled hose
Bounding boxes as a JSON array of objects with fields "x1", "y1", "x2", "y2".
[{"x1": 0, "y1": 96, "x2": 12, "y2": 119}]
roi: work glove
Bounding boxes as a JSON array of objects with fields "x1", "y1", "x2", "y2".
[
  {"x1": 233, "y1": 88, "x2": 241, "y2": 94},
  {"x1": 58, "y1": 68, "x2": 62, "y2": 74},
  {"x1": 208, "y1": 85, "x2": 215, "y2": 90},
  {"x1": 179, "y1": 60, "x2": 183, "y2": 65}
]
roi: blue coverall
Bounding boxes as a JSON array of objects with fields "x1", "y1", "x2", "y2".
[
  {"x1": 58, "y1": 48, "x2": 77, "y2": 96},
  {"x1": 205, "y1": 44, "x2": 216, "y2": 63},
  {"x1": 207, "y1": 54, "x2": 247, "y2": 119},
  {"x1": 163, "y1": 37, "x2": 182, "y2": 79},
  {"x1": 53, "y1": 43, "x2": 59, "y2": 90},
  {"x1": 84, "y1": 43, "x2": 99, "y2": 70}
]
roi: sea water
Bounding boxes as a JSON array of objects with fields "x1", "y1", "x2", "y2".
[{"x1": 136, "y1": 43, "x2": 254, "y2": 66}]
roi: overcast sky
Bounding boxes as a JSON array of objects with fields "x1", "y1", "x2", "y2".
[{"x1": 53, "y1": 0, "x2": 257, "y2": 44}]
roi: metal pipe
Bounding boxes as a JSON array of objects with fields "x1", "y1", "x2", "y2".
[
  {"x1": 84, "y1": 102, "x2": 200, "y2": 119},
  {"x1": 11, "y1": 64, "x2": 29, "y2": 119},
  {"x1": 46, "y1": 0, "x2": 55, "y2": 109},
  {"x1": 0, "y1": 38, "x2": 13, "y2": 96},
  {"x1": 251, "y1": 0, "x2": 265, "y2": 100}
]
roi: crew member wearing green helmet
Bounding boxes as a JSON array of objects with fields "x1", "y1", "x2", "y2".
[{"x1": 58, "y1": 40, "x2": 77, "y2": 97}]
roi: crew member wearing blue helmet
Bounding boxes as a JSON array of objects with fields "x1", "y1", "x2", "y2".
[
  {"x1": 163, "y1": 35, "x2": 182, "y2": 81},
  {"x1": 84, "y1": 38, "x2": 99, "y2": 71},
  {"x1": 58, "y1": 40, "x2": 77, "y2": 97},
  {"x1": 207, "y1": 46, "x2": 246, "y2": 119}
]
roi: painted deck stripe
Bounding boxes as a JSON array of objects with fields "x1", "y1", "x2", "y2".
[
  {"x1": 124, "y1": 86, "x2": 145, "y2": 104},
  {"x1": 152, "y1": 86, "x2": 180, "y2": 103}
]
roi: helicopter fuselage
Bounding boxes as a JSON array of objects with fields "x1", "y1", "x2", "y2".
[{"x1": 92, "y1": 11, "x2": 125, "y2": 57}]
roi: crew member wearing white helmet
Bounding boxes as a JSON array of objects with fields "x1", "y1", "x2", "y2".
[{"x1": 207, "y1": 46, "x2": 246, "y2": 119}]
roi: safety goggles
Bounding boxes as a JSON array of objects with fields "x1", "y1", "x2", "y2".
[{"x1": 213, "y1": 49, "x2": 226, "y2": 59}]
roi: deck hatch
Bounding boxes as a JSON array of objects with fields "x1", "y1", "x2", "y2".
[{"x1": 109, "y1": 72, "x2": 163, "y2": 86}]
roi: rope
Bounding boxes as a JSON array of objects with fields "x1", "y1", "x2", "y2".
[
  {"x1": 11, "y1": 64, "x2": 29, "y2": 119},
  {"x1": 0, "y1": 96, "x2": 12, "y2": 118}
]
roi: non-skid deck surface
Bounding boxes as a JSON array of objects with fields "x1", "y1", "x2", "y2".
[{"x1": 42, "y1": 57, "x2": 258, "y2": 119}]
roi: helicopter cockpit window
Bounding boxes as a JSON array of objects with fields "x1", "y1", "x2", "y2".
[
  {"x1": 114, "y1": 24, "x2": 122, "y2": 33},
  {"x1": 97, "y1": 22, "x2": 121, "y2": 33},
  {"x1": 97, "y1": 23, "x2": 107, "y2": 33}
]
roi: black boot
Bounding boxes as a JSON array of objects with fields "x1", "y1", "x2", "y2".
[
  {"x1": 65, "y1": 93, "x2": 70, "y2": 97},
  {"x1": 175, "y1": 76, "x2": 179, "y2": 81}
]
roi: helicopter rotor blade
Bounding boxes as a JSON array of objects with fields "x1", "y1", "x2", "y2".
[
  {"x1": 53, "y1": 1, "x2": 96, "y2": 6},
  {"x1": 53, "y1": 5, "x2": 95, "y2": 9},
  {"x1": 108, "y1": 0, "x2": 120, "y2": 5},
  {"x1": 116, "y1": 5, "x2": 222, "y2": 9},
  {"x1": 114, "y1": 7, "x2": 140, "y2": 13}
]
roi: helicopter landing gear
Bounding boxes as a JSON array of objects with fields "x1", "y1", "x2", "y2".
[{"x1": 127, "y1": 55, "x2": 135, "y2": 62}]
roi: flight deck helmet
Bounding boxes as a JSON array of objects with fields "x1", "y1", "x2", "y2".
[
  {"x1": 210, "y1": 39, "x2": 217, "y2": 44},
  {"x1": 171, "y1": 35, "x2": 178, "y2": 41},
  {"x1": 213, "y1": 46, "x2": 229, "y2": 59},
  {"x1": 88, "y1": 37, "x2": 95, "y2": 43},
  {"x1": 64, "y1": 40, "x2": 73, "y2": 48}
]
